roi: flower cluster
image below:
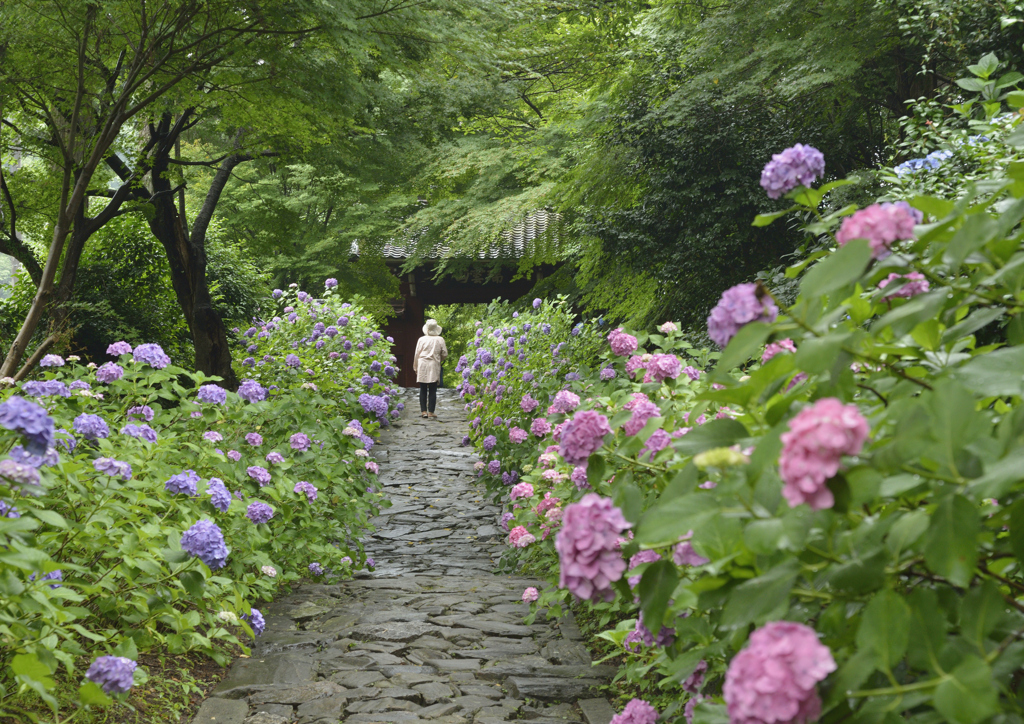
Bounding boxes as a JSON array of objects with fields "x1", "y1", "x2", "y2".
[{"x1": 556, "y1": 494, "x2": 630, "y2": 601}]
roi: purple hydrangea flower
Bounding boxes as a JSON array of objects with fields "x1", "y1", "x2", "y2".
[
  {"x1": 10, "y1": 445, "x2": 59, "y2": 468},
  {"x1": 180, "y1": 519, "x2": 229, "y2": 569},
  {"x1": 197, "y1": 384, "x2": 228, "y2": 405},
  {"x1": 74, "y1": 414, "x2": 109, "y2": 440},
  {"x1": 358, "y1": 393, "x2": 389, "y2": 421},
  {"x1": 533, "y1": 298, "x2": 542, "y2": 309},
  {"x1": 247, "y1": 466, "x2": 272, "y2": 486},
  {"x1": 760, "y1": 144, "x2": 825, "y2": 199},
  {"x1": 40, "y1": 354, "x2": 64, "y2": 367},
  {"x1": 487, "y1": 460, "x2": 501, "y2": 475},
  {"x1": 227, "y1": 450, "x2": 241, "y2": 461},
  {"x1": 30, "y1": 569, "x2": 63, "y2": 589},
  {"x1": 246, "y1": 501, "x2": 274, "y2": 524},
  {"x1": 273, "y1": 289, "x2": 283, "y2": 299},
  {"x1": 95, "y1": 362, "x2": 124, "y2": 383},
  {"x1": 245, "y1": 432, "x2": 263, "y2": 446},
  {"x1": 133, "y1": 343, "x2": 171, "y2": 369},
  {"x1": 285, "y1": 354, "x2": 301, "y2": 368},
  {"x1": 93, "y1": 457, "x2": 132, "y2": 480},
  {"x1": 165, "y1": 470, "x2": 200, "y2": 496},
  {"x1": 294, "y1": 481, "x2": 317, "y2": 502},
  {"x1": 707, "y1": 283, "x2": 779, "y2": 348},
  {"x1": 243, "y1": 608, "x2": 265, "y2": 636},
  {"x1": 106, "y1": 341, "x2": 133, "y2": 356},
  {"x1": 86, "y1": 656, "x2": 137, "y2": 694},
  {"x1": 483, "y1": 435, "x2": 497, "y2": 451},
  {"x1": 69, "y1": 380, "x2": 90, "y2": 391},
  {"x1": 290, "y1": 433, "x2": 311, "y2": 451},
  {"x1": 120, "y1": 423, "x2": 158, "y2": 443},
  {"x1": 555, "y1": 494, "x2": 630, "y2": 601},
  {"x1": 308, "y1": 561, "x2": 324, "y2": 575},
  {"x1": 127, "y1": 405, "x2": 154, "y2": 422},
  {"x1": 265, "y1": 451, "x2": 284, "y2": 464},
  {"x1": 0, "y1": 396, "x2": 54, "y2": 454},
  {"x1": 609, "y1": 698, "x2": 659, "y2": 724},
  {"x1": 203, "y1": 431, "x2": 223, "y2": 442}
]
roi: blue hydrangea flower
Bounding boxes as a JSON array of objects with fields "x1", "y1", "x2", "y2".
[
  {"x1": 120, "y1": 423, "x2": 157, "y2": 443},
  {"x1": 0, "y1": 459, "x2": 41, "y2": 489},
  {"x1": 86, "y1": 656, "x2": 137, "y2": 694},
  {"x1": 165, "y1": 470, "x2": 199, "y2": 496},
  {"x1": 180, "y1": 519, "x2": 229, "y2": 569},
  {"x1": 246, "y1": 501, "x2": 274, "y2": 524},
  {"x1": 197, "y1": 384, "x2": 228, "y2": 405},
  {"x1": 207, "y1": 478, "x2": 231, "y2": 512},
  {"x1": 22, "y1": 380, "x2": 71, "y2": 398},
  {"x1": 74, "y1": 414, "x2": 109, "y2": 440},
  {"x1": 308, "y1": 562, "x2": 324, "y2": 575},
  {"x1": 133, "y1": 343, "x2": 171, "y2": 369},
  {"x1": 243, "y1": 608, "x2": 265, "y2": 636},
  {"x1": 93, "y1": 457, "x2": 132, "y2": 480}
]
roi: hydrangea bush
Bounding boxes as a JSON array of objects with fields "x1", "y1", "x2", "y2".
[
  {"x1": 461, "y1": 83, "x2": 1024, "y2": 724},
  {"x1": 0, "y1": 282, "x2": 396, "y2": 714}
]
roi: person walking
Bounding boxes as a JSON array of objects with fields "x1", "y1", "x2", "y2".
[{"x1": 413, "y1": 319, "x2": 448, "y2": 418}]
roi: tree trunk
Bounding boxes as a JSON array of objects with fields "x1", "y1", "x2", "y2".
[{"x1": 143, "y1": 113, "x2": 239, "y2": 388}]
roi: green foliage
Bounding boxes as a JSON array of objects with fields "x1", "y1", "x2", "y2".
[
  {"x1": 0, "y1": 288, "x2": 398, "y2": 716},
  {"x1": 458, "y1": 81, "x2": 1024, "y2": 721}
]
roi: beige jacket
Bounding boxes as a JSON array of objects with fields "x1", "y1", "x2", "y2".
[{"x1": 413, "y1": 335, "x2": 448, "y2": 384}]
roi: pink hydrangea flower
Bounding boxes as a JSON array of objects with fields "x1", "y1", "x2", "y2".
[
  {"x1": 510, "y1": 482, "x2": 534, "y2": 501},
  {"x1": 536, "y1": 492, "x2": 561, "y2": 514},
  {"x1": 521, "y1": 394, "x2": 539, "y2": 413},
  {"x1": 608, "y1": 328, "x2": 639, "y2": 357},
  {"x1": 609, "y1": 698, "x2": 659, "y2": 724},
  {"x1": 624, "y1": 400, "x2": 661, "y2": 436},
  {"x1": 762, "y1": 338, "x2": 797, "y2": 363},
  {"x1": 779, "y1": 398, "x2": 869, "y2": 510},
  {"x1": 625, "y1": 353, "x2": 651, "y2": 378},
  {"x1": 877, "y1": 272, "x2": 929, "y2": 301},
  {"x1": 522, "y1": 587, "x2": 539, "y2": 602},
  {"x1": 531, "y1": 418, "x2": 552, "y2": 437},
  {"x1": 365, "y1": 461, "x2": 379, "y2": 474},
  {"x1": 551, "y1": 390, "x2": 581, "y2": 414},
  {"x1": 538, "y1": 452, "x2": 559, "y2": 468},
  {"x1": 556, "y1": 494, "x2": 631, "y2": 601},
  {"x1": 509, "y1": 427, "x2": 528, "y2": 444},
  {"x1": 681, "y1": 365, "x2": 702, "y2": 381},
  {"x1": 643, "y1": 354, "x2": 682, "y2": 382},
  {"x1": 508, "y1": 526, "x2": 536, "y2": 548},
  {"x1": 639, "y1": 428, "x2": 671, "y2": 461},
  {"x1": 674, "y1": 530, "x2": 710, "y2": 566},
  {"x1": 724, "y1": 621, "x2": 836, "y2": 724},
  {"x1": 559, "y1": 410, "x2": 612, "y2": 465},
  {"x1": 659, "y1": 321, "x2": 678, "y2": 333},
  {"x1": 836, "y1": 202, "x2": 917, "y2": 259},
  {"x1": 542, "y1": 469, "x2": 567, "y2": 483},
  {"x1": 571, "y1": 465, "x2": 589, "y2": 489},
  {"x1": 627, "y1": 549, "x2": 661, "y2": 587}
]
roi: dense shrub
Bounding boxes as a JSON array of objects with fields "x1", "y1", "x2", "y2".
[
  {"x1": 0, "y1": 281, "x2": 401, "y2": 714},
  {"x1": 461, "y1": 68, "x2": 1024, "y2": 724}
]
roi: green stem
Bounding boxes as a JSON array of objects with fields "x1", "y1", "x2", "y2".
[{"x1": 848, "y1": 676, "x2": 945, "y2": 698}]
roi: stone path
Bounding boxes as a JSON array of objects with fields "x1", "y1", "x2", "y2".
[{"x1": 192, "y1": 389, "x2": 616, "y2": 724}]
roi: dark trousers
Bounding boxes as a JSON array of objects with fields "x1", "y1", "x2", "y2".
[{"x1": 419, "y1": 382, "x2": 437, "y2": 413}]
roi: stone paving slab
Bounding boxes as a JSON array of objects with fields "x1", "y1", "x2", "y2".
[{"x1": 197, "y1": 389, "x2": 612, "y2": 724}]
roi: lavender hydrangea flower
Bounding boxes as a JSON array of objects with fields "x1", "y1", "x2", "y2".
[
  {"x1": 600, "y1": 367, "x2": 616, "y2": 381},
  {"x1": 86, "y1": 656, "x2": 137, "y2": 694},
  {"x1": 30, "y1": 569, "x2": 63, "y2": 589},
  {"x1": 483, "y1": 435, "x2": 497, "y2": 451},
  {"x1": 265, "y1": 451, "x2": 284, "y2": 464},
  {"x1": 181, "y1": 519, "x2": 229, "y2": 569},
  {"x1": 308, "y1": 561, "x2": 324, "y2": 575},
  {"x1": 133, "y1": 343, "x2": 171, "y2": 369},
  {"x1": 22, "y1": 379, "x2": 71, "y2": 397},
  {"x1": 285, "y1": 354, "x2": 301, "y2": 368},
  {"x1": 290, "y1": 433, "x2": 311, "y2": 451},
  {"x1": 555, "y1": 494, "x2": 630, "y2": 601},
  {"x1": 294, "y1": 481, "x2": 318, "y2": 502},
  {"x1": 74, "y1": 414, "x2": 109, "y2": 440},
  {"x1": 93, "y1": 457, "x2": 132, "y2": 480},
  {"x1": 197, "y1": 384, "x2": 228, "y2": 405},
  {"x1": 707, "y1": 283, "x2": 779, "y2": 348},
  {"x1": 0, "y1": 459, "x2": 41, "y2": 488},
  {"x1": 358, "y1": 393, "x2": 389, "y2": 421},
  {"x1": 203, "y1": 431, "x2": 223, "y2": 443},
  {"x1": 128, "y1": 405, "x2": 154, "y2": 421},
  {"x1": 106, "y1": 341, "x2": 133, "y2": 356},
  {"x1": 122, "y1": 423, "x2": 159, "y2": 443},
  {"x1": 40, "y1": 354, "x2": 64, "y2": 367},
  {"x1": 207, "y1": 478, "x2": 232, "y2": 512},
  {"x1": 245, "y1": 432, "x2": 263, "y2": 446},
  {"x1": 95, "y1": 362, "x2": 124, "y2": 383},
  {"x1": 165, "y1": 469, "x2": 200, "y2": 496},
  {"x1": 760, "y1": 144, "x2": 825, "y2": 199},
  {"x1": 246, "y1": 501, "x2": 274, "y2": 524},
  {"x1": 10, "y1": 445, "x2": 59, "y2": 468},
  {"x1": 272, "y1": 289, "x2": 283, "y2": 299},
  {"x1": 0, "y1": 396, "x2": 54, "y2": 454},
  {"x1": 609, "y1": 698, "x2": 659, "y2": 724},
  {"x1": 247, "y1": 466, "x2": 272, "y2": 486},
  {"x1": 69, "y1": 380, "x2": 90, "y2": 391}
]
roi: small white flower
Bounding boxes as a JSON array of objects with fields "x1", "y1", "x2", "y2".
[
  {"x1": 217, "y1": 611, "x2": 238, "y2": 624},
  {"x1": 0, "y1": 377, "x2": 14, "y2": 387},
  {"x1": 86, "y1": 363, "x2": 97, "y2": 369},
  {"x1": 67, "y1": 355, "x2": 81, "y2": 362},
  {"x1": 261, "y1": 565, "x2": 277, "y2": 577},
  {"x1": 354, "y1": 449, "x2": 368, "y2": 457}
]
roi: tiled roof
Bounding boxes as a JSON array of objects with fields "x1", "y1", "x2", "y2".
[{"x1": 352, "y1": 209, "x2": 562, "y2": 260}]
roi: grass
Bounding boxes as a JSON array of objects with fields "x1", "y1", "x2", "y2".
[{"x1": 0, "y1": 646, "x2": 240, "y2": 724}]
